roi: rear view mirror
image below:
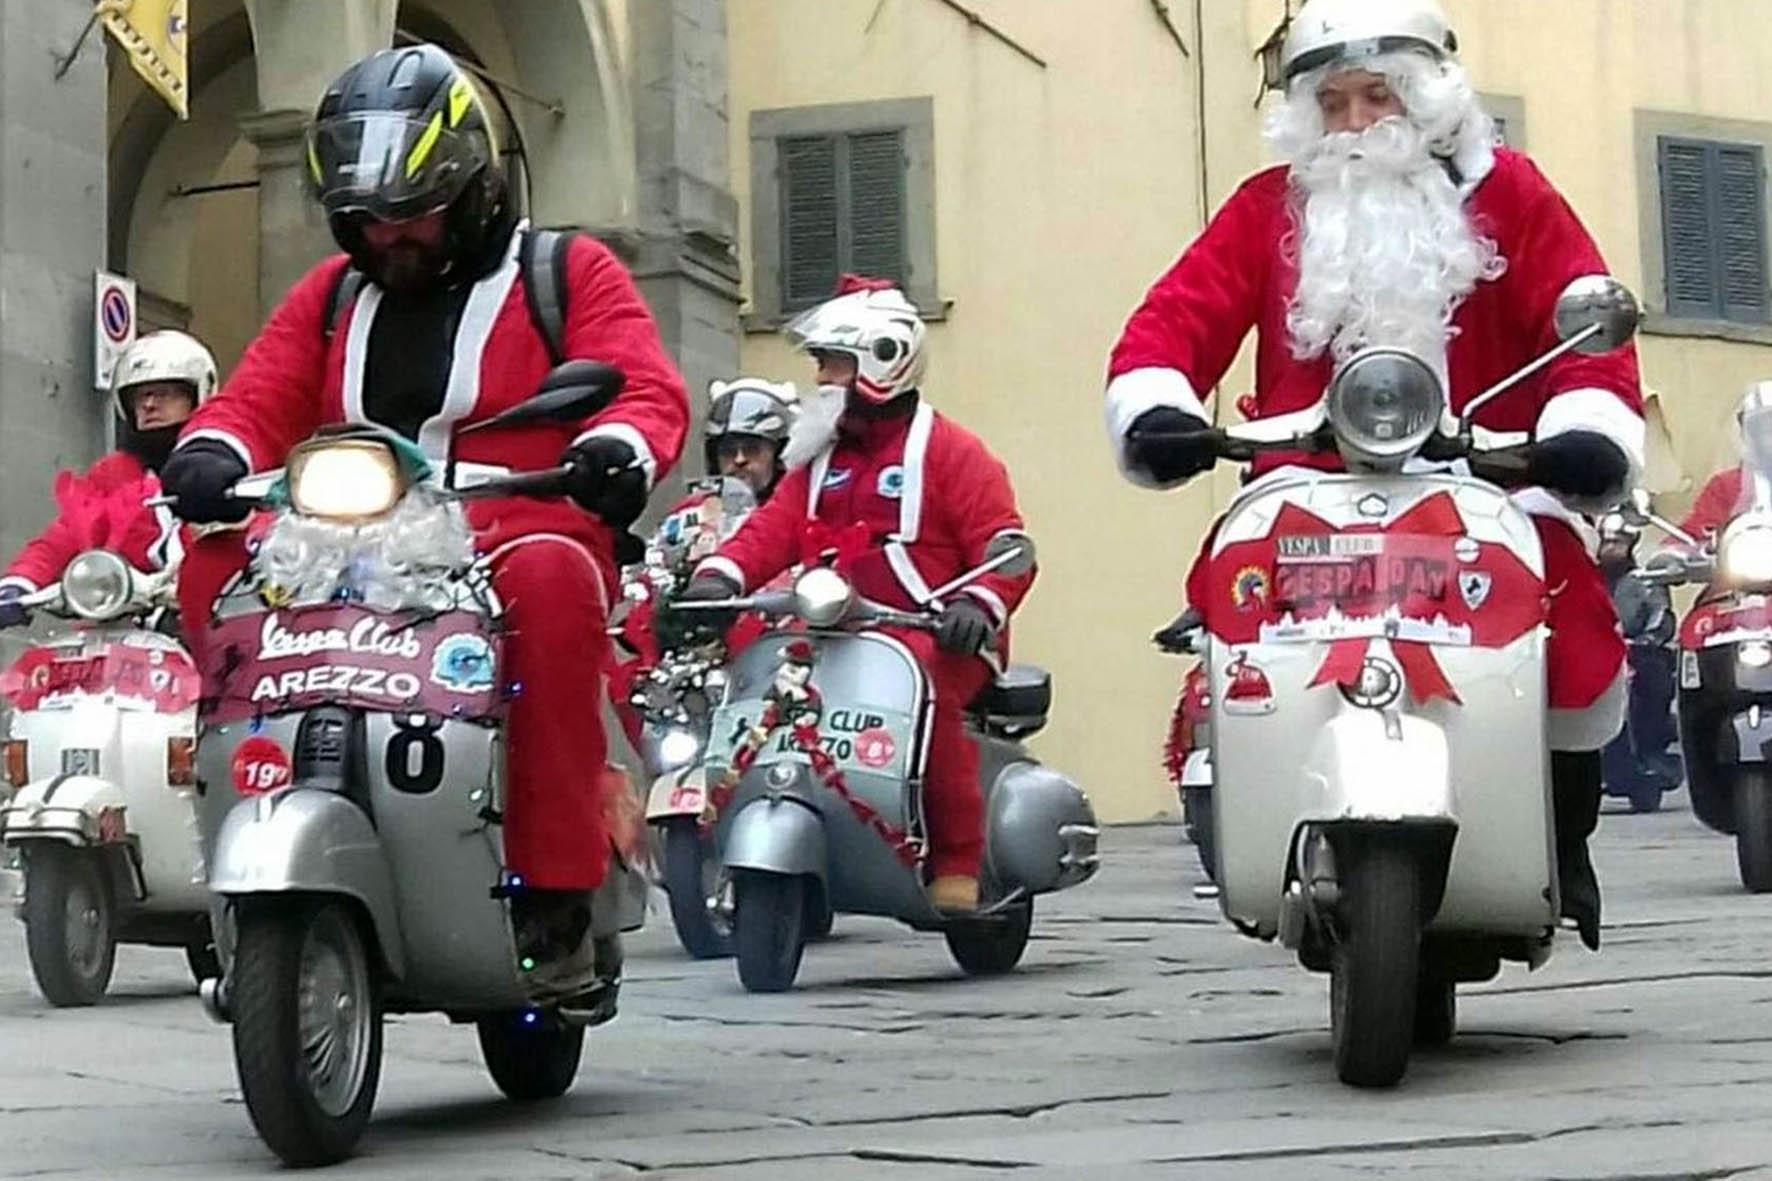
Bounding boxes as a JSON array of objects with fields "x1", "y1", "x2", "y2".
[
  {"x1": 1553, "y1": 276, "x2": 1641, "y2": 355},
  {"x1": 460, "y1": 360, "x2": 626, "y2": 435}
]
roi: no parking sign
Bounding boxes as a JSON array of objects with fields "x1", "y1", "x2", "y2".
[{"x1": 93, "y1": 271, "x2": 138, "y2": 391}]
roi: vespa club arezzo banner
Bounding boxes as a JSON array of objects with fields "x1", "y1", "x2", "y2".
[{"x1": 198, "y1": 605, "x2": 505, "y2": 724}]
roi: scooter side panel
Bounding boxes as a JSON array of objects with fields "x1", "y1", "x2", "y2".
[{"x1": 1209, "y1": 474, "x2": 1555, "y2": 938}]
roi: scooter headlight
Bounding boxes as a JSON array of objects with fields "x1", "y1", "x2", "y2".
[
  {"x1": 286, "y1": 438, "x2": 408, "y2": 522},
  {"x1": 1740, "y1": 640, "x2": 1772, "y2": 669},
  {"x1": 793, "y1": 566, "x2": 856, "y2": 628},
  {"x1": 648, "y1": 726, "x2": 703, "y2": 774},
  {"x1": 1326, "y1": 348, "x2": 1444, "y2": 470},
  {"x1": 62, "y1": 550, "x2": 133, "y2": 620},
  {"x1": 1720, "y1": 512, "x2": 1772, "y2": 590}
]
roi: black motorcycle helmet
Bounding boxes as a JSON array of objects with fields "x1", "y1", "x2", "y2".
[{"x1": 306, "y1": 44, "x2": 510, "y2": 285}]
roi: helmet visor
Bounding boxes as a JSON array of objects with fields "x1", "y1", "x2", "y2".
[
  {"x1": 308, "y1": 112, "x2": 486, "y2": 222},
  {"x1": 1745, "y1": 404, "x2": 1772, "y2": 474},
  {"x1": 711, "y1": 388, "x2": 792, "y2": 441}
]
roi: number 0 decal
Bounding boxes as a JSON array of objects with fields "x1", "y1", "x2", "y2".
[{"x1": 387, "y1": 716, "x2": 446, "y2": 794}]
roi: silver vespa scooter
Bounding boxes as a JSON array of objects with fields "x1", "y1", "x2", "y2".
[
  {"x1": 1140, "y1": 278, "x2": 1640, "y2": 1087},
  {"x1": 682, "y1": 537, "x2": 1099, "y2": 992},
  {"x1": 185, "y1": 363, "x2": 646, "y2": 1166}
]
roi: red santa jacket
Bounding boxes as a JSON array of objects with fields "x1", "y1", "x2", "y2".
[
  {"x1": 1681, "y1": 466, "x2": 1756, "y2": 540},
  {"x1": 179, "y1": 225, "x2": 688, "y2": 564},
  {"x1": 697, "y1": 400, "x2": 1034, "y2": 639},
  {"x1": 1106, "y1": 146, "x2": 1643, "y2": 489},
  {"x1": 1, "y1": 452, "x2": 179, "y2": 591}
]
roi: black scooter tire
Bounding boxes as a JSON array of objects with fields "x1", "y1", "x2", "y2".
[
  {"x1": 1329, "y1": 841, "x2": 1421, "y2": 1088},
  {"x1": 663, "y1": 820, "x2": 732, "y2": 959},
  {"x1": 733, "y1": 869, "x2": 808, "y2": 993},
  {"x1": 1736, "y1": 768, "x2": 1772, "y2": 892},
  {"x1": 22, "y1": 845, "x2": 116, "y2": 1007}
]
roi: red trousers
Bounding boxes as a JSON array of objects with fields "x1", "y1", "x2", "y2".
[
  {"x1": 890, "y1": 629, "x2": 992, "y2": 879},
  {"x1": 180, "y1": 530, "x2": 616, "y2": 891}
]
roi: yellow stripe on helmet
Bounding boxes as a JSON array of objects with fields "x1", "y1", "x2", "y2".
[
  {"x1": 448, "y1": 76, "x2": 473, "y2": 128},
  {"x1": 307, "y1": 135, "x2": 323, "y2": 184},
  {"x1": 404, "y1": 111, "x2": 445, "y2": 180}
]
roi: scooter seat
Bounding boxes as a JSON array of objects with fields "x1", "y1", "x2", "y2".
[{"x1": 969, "y1": 664, "x2": 1051, "y2": 737}]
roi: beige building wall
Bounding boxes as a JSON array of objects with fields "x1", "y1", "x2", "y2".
[{"x1": 729, "y1": 0, "x2": 1772, "y2": 821}]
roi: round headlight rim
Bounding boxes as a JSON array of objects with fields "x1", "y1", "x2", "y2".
[
  {"x1": 1720, "y1": 512, "x2": 1772, "y2": 589},
  {"x1": 792, "y1": 566, "x2": 856, "y2": 629},
  {"x1": 61, "y1": 549, "x2": 134, "y2": 621},
  {"x1": 1325, "y1": 347, "x2": 1445, "y2": 467}
]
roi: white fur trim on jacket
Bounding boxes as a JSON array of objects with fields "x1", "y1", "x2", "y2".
[
  {"x1": 1104, "y1": 367, "x2": 1208, "y2": 489},
  {"x1": 694, "y1": 556, "x2": 746, "y2": 594},
  {"x1": 573, "y1": 422, "x2": 659, "y2": 491},
  {"x1": 1534, "y1": 386, "x2": 1646, "y2": 512},
  {"x1": 1548, "y1": 665, "x2": 1627, "y2": 752},
  {"x1": 178, "y1": 428, "x2": 254, "y2": 471},
  {"x1": 0, "y1": 576, "x2": 38, "y2": 594}
]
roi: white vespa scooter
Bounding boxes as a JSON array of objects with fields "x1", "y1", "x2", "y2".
[
  {"x1": 1136, "y1": 277, "x2": 1640, "y2": 1087},
  {"x1": 0, "y1": 550, "x2": 211, "y2": 1005}
]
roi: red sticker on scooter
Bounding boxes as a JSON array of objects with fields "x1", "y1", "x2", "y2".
[
  {"x1": 231, "y1": 736, "x2": 292, "y2": 796},
  {"x1": 855, "y1": 727, "x2": 896, "y2": 769}
]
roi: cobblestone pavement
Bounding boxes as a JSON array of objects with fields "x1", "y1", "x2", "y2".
[{"x1": 4, "y1": 801, "x2": 1772, "y2": 1179}]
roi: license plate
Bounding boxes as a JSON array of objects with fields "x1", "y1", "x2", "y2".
[{"x1": 60, "y1": 748, "x2": 100, "y2": 776}]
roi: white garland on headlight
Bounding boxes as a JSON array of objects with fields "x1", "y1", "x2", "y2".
[{"x1": 255, "y1": 488, "x2": 475, "y2": 610}]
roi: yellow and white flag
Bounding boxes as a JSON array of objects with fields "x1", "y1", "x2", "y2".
[{"x1": 100, "y1": 0, "x2": 189, "y2": 120}]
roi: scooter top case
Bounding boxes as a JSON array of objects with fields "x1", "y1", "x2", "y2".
[{"x1": 1202, "y1": 471, "x2": 1556, "y2": 941}]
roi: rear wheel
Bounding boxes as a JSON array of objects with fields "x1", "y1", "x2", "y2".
[
  {"x1": 1329, "y1": 841, "x2": 1421, "y2": 1088},
  {"x1": 231, "y1": 900, "x2": 382, "y2": 1167},
  {"x1": 1736, "y1": 769, "x2": 1772, "y2": 892},
  {"x1": 944, "y1": 900, "x2": 1033, "y2": 976},
  {"x1": 22, "y1": 845, "x2": 117, "y2": 1007},
  {"x1": 477, "y1": 1011, "x2": 584, "y2": 1100},
  {"x1": 1412, "y1": 970, "x2": 1456, "y2": 1047},
  {"x1": 732, "y1": 870, "x2": 808, "y2": 993},
  {"x1": 663, "y1": 820, "x2": 731, "y2": 959},
  {"x1": 1186, "y1": 788, "x2": 1218, "y2": 882}
]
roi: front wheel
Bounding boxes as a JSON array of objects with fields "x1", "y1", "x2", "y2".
[
  {"x1": 231, "y1": 900, "x2": 382, "y2": 1167},
  {"x1": 22, "y1": 845, "x2": 117, "y2": 1007},
  {"x1": 478, "y1": 1011, "x2": 584, "y2": 1100},
  {"x1": 732, "y1": 870, "x2": 809, "y2": 993},
  {"x1": 1735, "y1": 768, "x2": 1772, "y2": 892},
  {"x1": 945, "y1": 900, "x2": 1033, "y2": 976},
  {"x1": 1329, "y1": 841, "x2": 1422, "y2": 1088},
  {"x1": 663, "y1": 820, "x2": 732, "y2": 959}
]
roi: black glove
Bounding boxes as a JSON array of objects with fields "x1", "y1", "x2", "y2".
[
  {"x1": 658, "y1": 573, "x2": 740, "y2": 648},
  {"x1": 0, "y1": 586, "x2": 27, "y2": 629},
  {"x1": 936, "y1": 598, "x2": 996, "y2": 655},
  {"x1": 1125, "y1": 407, "x2": 1217, "y2": 484},
  {"x1": 160, "y1": 439, "x2": 250, "y2": 524},
  {"x1": 1527, "y1": 431, "x2": 1629, "y2": 502},
  {"x1": 562, "y1": 435, "x2": 649, "y2": 529}
]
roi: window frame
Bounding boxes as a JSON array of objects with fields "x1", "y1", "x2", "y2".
[
  {"x1": 1636, "y1": 109, "x2": 1772, "y2": 344},
  {"x1": 747, "y1": 97, "x2": 942, "y2": 331}
]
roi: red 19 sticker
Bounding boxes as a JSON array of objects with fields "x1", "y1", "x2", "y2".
[{"x1": 231, "y1": 735, "x2": 292, "y2": 796}]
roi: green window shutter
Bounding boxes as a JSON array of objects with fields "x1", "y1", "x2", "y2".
[
  {"x1": 1716, "y1": 143, "x2": 1768, "y2": 323},
  {"x1": 780, "y1": 135, "x2": 841, "y2": 311},
  {"x1": 1660, "y1": 136, "x2": 1719, "y2": 319},
  {"x1": 845, "y1": 130, "x2": 907, "y2": 286}
]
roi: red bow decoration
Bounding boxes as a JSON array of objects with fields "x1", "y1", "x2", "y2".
[
  {"x1": 1204, "y1": 491, "x2": 1546, "y2": 705},
  {"x1": 799, "y1": 521, "x2": 873, "y2": 575},
  {"x1": 834, "y1": 273, "x2": 900, "y2": 295}
]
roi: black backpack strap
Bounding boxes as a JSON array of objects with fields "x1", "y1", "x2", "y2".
[
  {"x1": 324, "y1": 266, "x2": 368, "y2": 340},
  {"x1": 519, "y1": 226, "x2": 574, "y2": 366}
]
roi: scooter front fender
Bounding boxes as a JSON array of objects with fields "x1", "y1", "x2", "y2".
[
  {"x1": 722, "y1": 796, "x2": 827, "y2": 880},
  {"x1": 1297, "y1": 710, "x2": 1455, "y2": 825},
  {"x1": 0, "y1": 776, "x2": 127, "y2": 846},
  {"x1": 208, "y1": 789, "x2": 404, "y2": 978},
  {"x1": 646, "y1": 767, "x2": 707, "y2": 820}
]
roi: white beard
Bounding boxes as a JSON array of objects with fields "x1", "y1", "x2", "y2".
[
  {"x1": 1285, "y1": 116, "x2": 1504, "y2": 366},
  {"x1": 782, "y1": 383, "x2": 846, "y2": 469}
]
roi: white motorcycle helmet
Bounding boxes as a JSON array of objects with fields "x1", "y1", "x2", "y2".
[
  {"x1": 1739, "y1": 380, "x2": 1772, "y2": 468},
  {"x1": 1276, "y1": 0, "x2": 1458, "y2": 88},
  {"x1": 110, "y1": 329, "x2": 218, "y2": 420},
  {"x1": 784, "y1": 278, "x2": 926, "y2": 403}
]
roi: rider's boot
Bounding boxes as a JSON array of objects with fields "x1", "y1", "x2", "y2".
[
  {"x1": 558, "y1": 933, "x2": 623, "y2": 1027},
  {"x1": 512, "y1": 888, "x2": 595, "y2": 989},
  {"x1": 1551, "y1": 750, "x2": 1604, "y2": 950}
]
